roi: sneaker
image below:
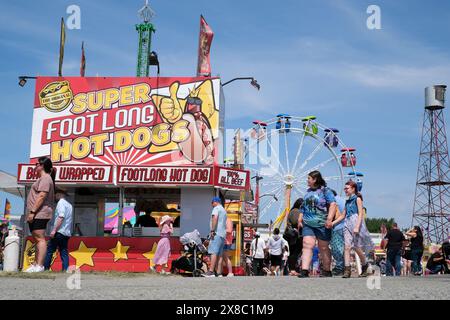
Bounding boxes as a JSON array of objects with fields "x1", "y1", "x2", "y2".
[
  {"x1": 202, "y1": 271, "x2": 216, "y2": 278},
  {"x1": 226, "y1": 273, "x2": 234, "y2": 277},
  {"x1": 217, "y1": 274, "x2": 223, "y2": 277},
  {"x1": 33, "y1": 265, "x2": 45, "y2": 273},
  {"x1": 24, "y1": 265, "x2": 36, "y2": 273},
  {"x1": 160, "y1": 270, "x2": 170, "y2": 275},
  {"x1": 149, "y1": 266, "x2": 157, "y2": 273}
]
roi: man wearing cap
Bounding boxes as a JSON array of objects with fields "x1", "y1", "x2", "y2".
[
  {"x1": 44, "y1": 188, "x2": 73, "y2": 272},
  {"x1": 203, "y1": 197, "x2": 227, "y2": 277}
]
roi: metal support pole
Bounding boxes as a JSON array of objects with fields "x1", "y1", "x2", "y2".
[
  {"x1": 283, "y1": 185, "x2": 292, "y2": 231},
  {"x1": 117, "y1": 187, "x2": 124, "y2": 236},
  {"x1": 18, "y1": 185, "x2": 29, "y2": 270}
]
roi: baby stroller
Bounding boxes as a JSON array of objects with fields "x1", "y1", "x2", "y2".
[{"x1": 171, "y1": 230, "x2": 208, "y2": 277}]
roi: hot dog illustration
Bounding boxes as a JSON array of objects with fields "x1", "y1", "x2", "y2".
[{"x1": 153, "y1": 81, "x2": 215, "y2": 164}]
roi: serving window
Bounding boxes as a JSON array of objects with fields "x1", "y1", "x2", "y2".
[
  {"x1": 55, "y1": 186, "x2": 181, "y2": 237},
  {"x1": 71, "y1": 187, "x2": 119, "y2": 237},
  {"x1": 121, "y1": 187, "x2": 181, "y2": 237}
]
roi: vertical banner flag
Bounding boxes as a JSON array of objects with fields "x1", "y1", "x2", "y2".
[
  {"x1": 80, "y1": 41, "x2": 86, "y2": 77},
  {"x1": 196, "y1": 15, "x2": 214, "y2": 77},
  {"x1": 4, "y1": 198, "x2": 11, "y2": 220},
  {"x1": 58, "y1": 17, "x2": 66, "y2": 77}
]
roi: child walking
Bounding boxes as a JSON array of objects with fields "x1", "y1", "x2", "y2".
[{"x1": 151, "y1": 215, "x2": 174, "y2": 274}]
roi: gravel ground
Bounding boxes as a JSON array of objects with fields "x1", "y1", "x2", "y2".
[{"x1": 0, "y1": 272, "x2": 448, "y2": 300}]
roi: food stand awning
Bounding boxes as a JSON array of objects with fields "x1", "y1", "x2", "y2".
[{"x1": 0, "y1": 170, "x2": 25, "y2": 198}]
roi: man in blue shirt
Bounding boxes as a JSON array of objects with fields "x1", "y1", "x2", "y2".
[
  {"x1": 203, "y1": 197, "x2": 227, "y2": 277},
  {"x1": 44, "y1": 188, "x2": 73, "y2": 272}
]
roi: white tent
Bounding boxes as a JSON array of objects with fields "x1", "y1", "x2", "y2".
[{"x1": 0, "y1": 169, "x2": 25, "y2": 199}]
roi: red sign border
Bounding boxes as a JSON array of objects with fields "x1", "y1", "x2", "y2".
[
  {"x1": 213, "y1": 166, "x2": 251, "y2": 191},
  {"x1": 17, "y1": 163, "x2": 114, "y2": 185},
  {"x1": 116, "y1": 165, "x2": 214, "y2": 186}
]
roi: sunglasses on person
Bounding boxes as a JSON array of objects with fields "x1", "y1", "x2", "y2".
[{"x1": 35, "y1": 162, "x2": 43, "y2": 167}]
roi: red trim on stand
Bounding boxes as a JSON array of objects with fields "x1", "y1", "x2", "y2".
[{"x1": 23, "y1": 236, "x2": 182, "y2": 273}]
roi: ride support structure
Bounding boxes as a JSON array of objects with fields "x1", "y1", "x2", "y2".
[{"x1": 136, "y1": 0, "x2": 156, "y2": 77}]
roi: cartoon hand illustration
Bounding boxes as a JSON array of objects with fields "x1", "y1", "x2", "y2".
[{"x1": 159, "y1": 82, "x2": 183, "y2": 124}]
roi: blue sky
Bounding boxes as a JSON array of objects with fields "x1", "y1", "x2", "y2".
[{"x1": 1, "y1": 0, "x2": 450, "y2": 228}]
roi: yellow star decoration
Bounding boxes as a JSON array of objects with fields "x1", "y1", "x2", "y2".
[
  {"x1": 69, "y1": 241, "x2": 97, "y2": 268},
  {"x1": 142, "y1": 242, "x2": 158, "y2": 267},
  {"x1": 109, "y1": 241, "x2": 130, "y2": 262},
  {"x1": 23, "y1": 240, "x2": 58, "y2": 270},
  {"x1": 23, "y1": 240, "x2": 36, "y2": 270}
]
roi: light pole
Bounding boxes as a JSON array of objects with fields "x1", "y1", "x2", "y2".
[
  {"x1": 254, "y1": 191, "x2": 278, "y2": 227},
  {"x1": 222, "y1": 77, "x2": 260, "y2": 90},
  {"x1": 251, "y1": 175, "x2": 263, "y2": 225},
  {"x1": 18, "y1": 76, "x2": 37, "y2": 87}
]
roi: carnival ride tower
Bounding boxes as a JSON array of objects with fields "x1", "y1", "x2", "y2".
[
  {"x1": 412, "y1": 85, "x2": 450, "y2": 244},
  {"x1": 136, "y1": 0, "x2": 156, "y2": 77}
]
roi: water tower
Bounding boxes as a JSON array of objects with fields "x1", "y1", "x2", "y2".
[{"x1": 412, "y1": 85, "x2": 450, "y2": 243}]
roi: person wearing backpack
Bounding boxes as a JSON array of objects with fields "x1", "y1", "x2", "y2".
[
  {"x1": 298, "y1": 170, "x2": 337, "y2": 278},
  {"x1": 217, "y1": 215, "x2": 234, "y2": 277}
]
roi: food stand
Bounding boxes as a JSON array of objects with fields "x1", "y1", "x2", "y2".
[{"x1": 18, "y1": 76, "x2": 250, "y2": 272}]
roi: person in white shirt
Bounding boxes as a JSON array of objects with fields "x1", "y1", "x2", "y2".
[
  {"x1": 268, "y1": 228, "x2": 284, "y2": 276},
  {"x1": 250, "y1": 232, "x2": 266, "y2": 276},
  {"x1": 44, "y1": 189, "x2": 73, "y2": 271}
]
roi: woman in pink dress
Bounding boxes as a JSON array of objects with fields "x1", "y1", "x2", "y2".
[{"x1": 151, "y1": 215, "x2": 173, "y2": 274}]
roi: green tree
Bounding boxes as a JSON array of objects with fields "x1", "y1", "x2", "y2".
[{"x1": 365, "y1": 217, "x2": 396, "y2": 233}]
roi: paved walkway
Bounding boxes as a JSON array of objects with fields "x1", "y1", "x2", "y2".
[{"x1": 0, "y1": 273, "x2": 448, "y2": 300}]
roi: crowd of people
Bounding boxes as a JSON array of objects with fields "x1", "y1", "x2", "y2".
[
  {"x1": 376, "y1": 224, "x2": 450, "y2": 276},
  {"x1": 230, "y1": 170, "x2": 450, "y2": 278},
  {"x1": 8, "y1": 159, "x2": 450, "y2": 276},
  {"x1": 238, "y1": 170, "x2": 376, "y2": 278}
]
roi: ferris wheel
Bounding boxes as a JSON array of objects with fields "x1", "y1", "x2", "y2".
[{"x1": 242, "y1": 114, "x2": 362, "y2": 230}]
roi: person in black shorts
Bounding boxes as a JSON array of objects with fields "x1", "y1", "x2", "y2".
[
  {"x1": 268, "y1": 228, "x2": 284, "y2": 276},
  {"x1": 25, "y1": 157, "x2": 56, "y2": 273}
]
